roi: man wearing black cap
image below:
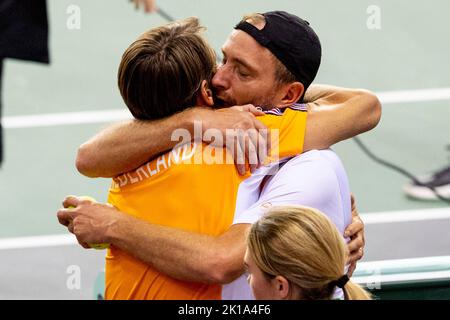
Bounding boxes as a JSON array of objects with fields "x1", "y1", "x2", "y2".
[
  {"x1": 217, "y1": 11, "x2": 322, "y2": 107},
  {"x1": 65, "y1": 11, "x2": 380, "y2": 299},
  {"x1": 201, "y1": 11, "x2": 360, "y2": 299}
]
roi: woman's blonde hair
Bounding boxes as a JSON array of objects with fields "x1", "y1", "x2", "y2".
[{"x1": 247, "y1": 206, "x2": 371, "y2": 300}]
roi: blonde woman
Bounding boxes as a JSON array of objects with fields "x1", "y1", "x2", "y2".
[{"x1": 245, "y1": 206, "x2": 371, "y2": 300}]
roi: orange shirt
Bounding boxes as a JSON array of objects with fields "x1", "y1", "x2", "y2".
[{"x1": 105, "y1": 106, "x2": 307, "y2": 300}]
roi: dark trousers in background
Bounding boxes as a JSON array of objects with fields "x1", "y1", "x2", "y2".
[
  {"x1": 0, "y1": 60, "x2": 3, "y2": 166},
  {"x1": 0, "y1": 0, "x2": 49, "y2": 167}
]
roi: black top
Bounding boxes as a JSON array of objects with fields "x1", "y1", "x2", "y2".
[{"x1": 0, "y1": 0, "x2": 49, "y2": 63}]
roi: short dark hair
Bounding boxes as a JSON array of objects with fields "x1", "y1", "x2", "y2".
[{"x1": 118, "y1": 17, "x2": 216, "y2": 120}]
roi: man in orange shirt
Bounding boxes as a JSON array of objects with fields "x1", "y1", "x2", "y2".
[
  {"x1": 68, "y1": 17, "x2": 308, "y2": 300},
  {"x1": 59, "y1": 12, "x2": 380, "y2": 299}
]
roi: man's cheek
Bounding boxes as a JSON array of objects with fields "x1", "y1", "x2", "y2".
[{"x1": 233, "y1": 90, "x2": 252, "y2": 105}]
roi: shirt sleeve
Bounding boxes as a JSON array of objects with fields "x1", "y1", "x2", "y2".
[
  {"x1": 257, "y1": 107, "x2": 308, "y2": 163},
  {"x1": 232, "y1": 153, "x2": 348, "y2": 235}
]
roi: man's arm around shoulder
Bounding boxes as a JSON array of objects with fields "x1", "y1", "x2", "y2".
[
  {"x1": 107, "y1": 214, "x2": 250, "y2": 284},
  {"x1": 76, "y1": 109, "x2": 198, "y2": 178},
  {"x1": 303, "y1": 85, "x2": 382, "y2": 151}
]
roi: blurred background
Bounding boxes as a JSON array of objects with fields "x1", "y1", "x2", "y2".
[{"x1": 0, "y1": 0, "x2": 449, "y2": 299}]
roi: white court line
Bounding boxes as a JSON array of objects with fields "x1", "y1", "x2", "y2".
[
  {"x1": 3, "y1": 109, "x2": 131, "y2": 129},
  {"x1": 377, "y1": 87, "x2": 450, "y2": 104},
  {"x1": 0, "y1": 234, "x2": 77, "y2": 250},
  {"x1": 0, "y1": 208, "x2": 449, "y2": 250},
  {"x1": 356, "y1": 255, "x2": 450, "y2": 269},
  {"x1": 3, "y1": 87, "x2": 450, "y2": 129},
  {"x1": 360, "y1": 207, "x2": 450, "y2": 225}
]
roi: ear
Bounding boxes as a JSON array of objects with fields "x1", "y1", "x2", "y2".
[
  {"x1": 272, "y1": 275, "x2": 291, "y2": 300},
  {"x1": 278, "y1": 82, "x2": 304, "y2": 108},
  {"x1": 196, "y1": 80, "x2": 214, "y2": 107}
]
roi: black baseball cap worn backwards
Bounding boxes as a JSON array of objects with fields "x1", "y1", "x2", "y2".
[{"x1": 235, "y1": 11, "x2": 322, "y2": 97}]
